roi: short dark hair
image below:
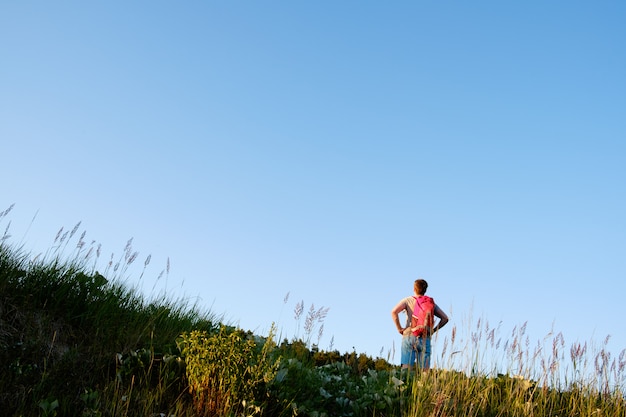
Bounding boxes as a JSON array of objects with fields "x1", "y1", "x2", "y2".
[{"x1": 414, "y1": 279, "x2": 428, "y2": 295}]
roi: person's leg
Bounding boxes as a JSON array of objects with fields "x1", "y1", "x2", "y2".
[
  {"x1": 401, "y1": 334, "x2": 417, "y2": 371},
  {"x1": 415, "y1": 337, "x2": 432, "y2": 371},
  {"x1": 414, "y1": 337, "x2": 424, "y2": 370},
  {"x1": 423, "y1": 337, "x2": 432, "y2": 370},
  {"x1": 414, "y1": 337, "x2": 432, "y2": 371}
]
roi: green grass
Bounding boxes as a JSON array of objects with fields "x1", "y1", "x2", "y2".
[
  {"x1": 422, "y1": 313, "x2": 626, "y2": 417},
  {"x1": 1, "y1": 208, "x2": 624, "y2": 416}
]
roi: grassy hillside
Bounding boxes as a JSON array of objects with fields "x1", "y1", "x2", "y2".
[
  {"x1": 0, "y1": 214, "x2": 624, "y2": 416},
  {"x1": 0, "y1": 219, "x2": 396, "y2": 416}
]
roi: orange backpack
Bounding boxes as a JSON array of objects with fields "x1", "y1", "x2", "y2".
[{"x1": 411, "y1": 295, "x2": 435, "y2": 337}]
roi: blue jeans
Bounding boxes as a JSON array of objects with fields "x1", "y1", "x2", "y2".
[{"x1": 401, "y1": 334, "x2": 431, "y2": 369}]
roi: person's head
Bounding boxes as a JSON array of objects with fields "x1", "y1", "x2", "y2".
[{"x1": 414, "y1": 279, "x2": 428, "y2": 296}]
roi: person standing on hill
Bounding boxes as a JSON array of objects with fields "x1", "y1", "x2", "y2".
[{"x1": 391, "y1": 279, "x2": 449, "y2": 371}]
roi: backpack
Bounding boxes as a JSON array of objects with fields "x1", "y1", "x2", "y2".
[{"x1": 411, "y1": 295, "x2": 435, "y2": 337}]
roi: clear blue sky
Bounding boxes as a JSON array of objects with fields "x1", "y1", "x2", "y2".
[{"x1": 2, "y1": 1, "x2": 625, "y2": 374}]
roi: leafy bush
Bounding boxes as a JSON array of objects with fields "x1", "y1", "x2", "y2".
[
  {"x1": 177, "y1": 326, "x2": 279, "y2": 416},
  {"x1": 267, "y1": 357, "x2": 406, "y2": 417}
]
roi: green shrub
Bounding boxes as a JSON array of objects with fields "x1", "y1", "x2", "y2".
[
  {"x1": 177, "y1": 325, "x2": 279, "y2": 416},
  {"x1": 267, "y1": 357, "x2": 406, "y2": 417}
]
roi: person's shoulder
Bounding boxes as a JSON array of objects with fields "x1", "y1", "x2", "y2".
[{"x1": 402, "y1": 295, "x2": 415, "y2": 305}]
